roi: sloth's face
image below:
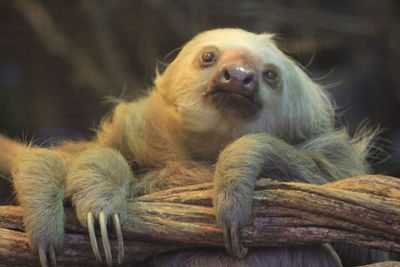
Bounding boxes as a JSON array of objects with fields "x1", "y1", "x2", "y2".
[
  {"x1": 156, "y1": 29, "x2": 331, "y2": 140},
  {"x1": 199, "y1": 44, "x2": 283, "y2": 119},
  {"x1": 157, "y1": 29, "x2": 286, "y2": 133}
]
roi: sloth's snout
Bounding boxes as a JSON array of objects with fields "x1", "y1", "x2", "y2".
[
  {"x1": 207, "y1": 60, "x2": 262, "y2": 118},
  {"x1": 214, "y1": 64, "x2": 258, "y2": 96}
]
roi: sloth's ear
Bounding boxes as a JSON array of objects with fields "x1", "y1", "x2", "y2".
[{"x1": 279, "y1": 59, "x2": 334, "y2": 142}]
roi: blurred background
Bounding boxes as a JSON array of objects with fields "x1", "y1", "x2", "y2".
[{"x1": 0, "y1": 0, "x2": 399, "y2": 203}]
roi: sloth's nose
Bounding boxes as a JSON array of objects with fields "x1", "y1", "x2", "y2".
[{"x1": 215, "y1": 64, "x2": 258, "y2": 96}]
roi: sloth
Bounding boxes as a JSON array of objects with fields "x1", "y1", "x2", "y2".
[{"x1": 5, "y1": 28, "x2": 389, "y2": 266}]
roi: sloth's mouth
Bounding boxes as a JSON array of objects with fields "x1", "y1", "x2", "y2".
[{"x1": 205, "y1": 85, "x2": 262, "y2": 118}]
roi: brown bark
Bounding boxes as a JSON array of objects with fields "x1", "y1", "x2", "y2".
[{"x1": 0, "y1": 175, "x2": 399, "y2": 266}]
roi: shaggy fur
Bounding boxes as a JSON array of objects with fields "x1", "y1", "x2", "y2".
[{"x1": 2, "y1": 28, "x2": 391, "y2": 266}]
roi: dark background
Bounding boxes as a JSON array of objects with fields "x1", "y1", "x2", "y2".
[{"x1": 0, "y1": 1, "x2": 399, "y2": 203}]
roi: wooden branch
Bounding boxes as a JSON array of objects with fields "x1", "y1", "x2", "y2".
[{"x1": 0, "y1": 175, "x2": 399, "y2": 266}]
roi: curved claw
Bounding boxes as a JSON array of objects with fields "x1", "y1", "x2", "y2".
[
  {"x1": 223, "y1": 224, "x2": 234, "y2": 256},
  {"x1": 49, "y1": 246, "x2": 57, "y2": 267},
  {"x1": 38, "y1": 244, "x2": 48, "y2": 267},
  {"x1": 88, "y1": 212, "x2": 102, "y2": 262},
  {"x1": 112, "y1": 213, "x2": 124, "y2": 264},
  {"x1": 223, "y1": 222, "x2": 248, "y2": 259},
  {"x1": 230, "y1": 222, "x2": 248, "y2": 258},
  {"x1": 99, "y1": 211, "x2": 113, "y2": 267}
]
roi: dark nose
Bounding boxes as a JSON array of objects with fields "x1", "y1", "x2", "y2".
[{"x1": 215, "y1": 64, "x2": 258, "y2": 96}]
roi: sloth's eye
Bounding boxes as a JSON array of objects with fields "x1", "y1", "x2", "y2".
[
  {"x1": 263, "y1": 70, "x2": 278, "y2": 80},
  {"x1": 201, "y1": 52, "x2": 216, "y2": 65}
]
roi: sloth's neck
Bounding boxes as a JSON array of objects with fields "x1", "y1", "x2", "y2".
[
  {"x1": 139, "y1": 91, "x2": 227, "y2": 165},
  {"x1": 96, "y1": 90, "x2": 225, "y2": 170}
]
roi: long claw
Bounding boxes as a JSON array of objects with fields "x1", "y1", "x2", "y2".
[
  {"x1": 88, "y1": 212, "x2": 102, "y2": 262},
  {"x1": 112, "y1": 213, "x2": 125, "y2": 264},
  {"x1": 49, "y1": 246, "x2": 57, "y2": 267},
  {"x1": 223, "y1": 223, "x2": 248, "y2": 259},
  {"x1": 99, "y1": 211, "x2": 112, "y2": 267},
  {"x1": 223, "y1": 224, "x2": 235, "y2": 257},
  {"x1": 230, "y1": 222, "x2": 248, "y2": 259},
  {"x1": 38, "y1": 244, "x2": 48, "y2": 267}
]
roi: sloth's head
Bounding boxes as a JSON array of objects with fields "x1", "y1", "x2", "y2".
[{"x1": 155, "y1": 28, "x2": 334, "y2": 143}]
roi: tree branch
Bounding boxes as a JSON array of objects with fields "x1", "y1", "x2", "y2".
[{"x1": 0, "y1": 175, "x2": 399, "y2": 266}]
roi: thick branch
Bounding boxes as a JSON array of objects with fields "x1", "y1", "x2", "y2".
[{"x1": 0, "y1": 175, "x2": 399, "y2": 266}]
